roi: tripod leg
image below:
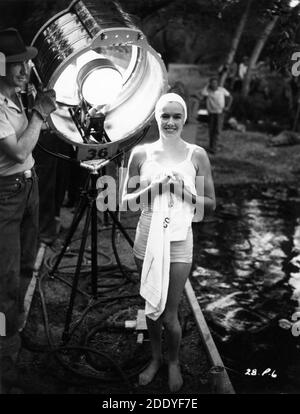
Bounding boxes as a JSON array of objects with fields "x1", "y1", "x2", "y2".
[
  {"x1": 108, "y1": 210, "x2": 134, "y2": 247},
  {"x1": 50, "y1": 195, "x2": 88, "y2": 276},
  {"x1": 62, "y1": 201, "x2": 92, "y2": 343},
  {"x1": 91, "y1": 197, "x2": 98, "y2": 299}
]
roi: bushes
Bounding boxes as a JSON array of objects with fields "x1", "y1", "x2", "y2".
[
  {"x1": 230, "y1": 74, "x2": 291, "y2": 129},
  {"x1": 231, "y1": 94, "x2": 268, "y2": 122}
]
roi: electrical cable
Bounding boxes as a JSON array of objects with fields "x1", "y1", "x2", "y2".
[
  {"x1": 44, "y1": 223, "x2": 138, "y2": 294},
  {"x1": 28, "y1": 219, "x2": 146, "y2": 390},
  {"x1": 66, "y1": 291, "x2": 141, "y2": 340},
  {"x1": 83, "y1": 324, "x2": 150, "y2": 379},
  {"x1": 35, "y1": 269, "x2": 135, "y2": 391},
  {"x1": 47, "y1": 345, "x2": 132, "y2": 389}
]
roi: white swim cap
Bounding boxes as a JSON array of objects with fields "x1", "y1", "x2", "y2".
[{"x1": 154, "y1": 92, "x2": 187, "y2": 124}]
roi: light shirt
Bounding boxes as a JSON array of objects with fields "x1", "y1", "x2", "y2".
[
  {"x1": 202, "y1": 86, "x2": 230, "y2": 114},
  {"x1": 0, "y1": 91, "x2": 34, "y2": 176},
  {"x1": 238, "y1": 62, "x2": 248, "y2": 79}
]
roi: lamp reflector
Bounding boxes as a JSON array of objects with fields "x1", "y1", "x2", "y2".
[{"x1": 78, "y1": 59, "x2": 123, "y2": 106}]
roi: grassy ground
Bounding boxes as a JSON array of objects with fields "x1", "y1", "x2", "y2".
[
  {"x1": 141, "y1": 120, "x2": 300, "y2": 188},
  {"x1": 13, "y1": 122, "x2": 300, "y2": 395},
  {"x1": 193, "y1": 123, "x2": 300, "y2": 188}
]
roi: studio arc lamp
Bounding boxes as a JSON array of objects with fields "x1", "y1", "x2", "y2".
[
  {"x1": 76, "y1": 58, "x2": 123, "y2": 107},
  {"x1": 31, "y1": 0, "x2": 168, "y2": 159}
]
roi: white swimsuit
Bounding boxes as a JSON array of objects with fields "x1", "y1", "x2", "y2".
[{"x1": 133, "y1": 142, "x2": 198, "y2": 263}]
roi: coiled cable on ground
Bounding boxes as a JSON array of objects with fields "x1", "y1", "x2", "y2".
[
  {"x1": 35, "y1": 269, "x2": 134, "y2": 392},
  {"x1": 23, "y1": 220, "x2": 149, "y2": 392}
]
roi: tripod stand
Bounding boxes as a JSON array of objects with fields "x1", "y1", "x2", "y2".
[{"x1": 49, "y1": 158, "x2": 134, "y2": 343}]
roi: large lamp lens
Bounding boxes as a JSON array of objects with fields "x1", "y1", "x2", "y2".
[{"x1": 78, "y1": 59, "x2": 123, "y2": 107}]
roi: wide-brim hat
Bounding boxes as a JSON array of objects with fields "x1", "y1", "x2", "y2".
[{"x1": 0, "y1": 27, "x2": 37, "y2": 63}]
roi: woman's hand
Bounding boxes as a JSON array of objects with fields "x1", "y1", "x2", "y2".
[
  {"x1": 150, "y1": 173, "x2": 172, "y2": 192},
  {"x1": 168, "y1": 172, "x2": 185, "y2": 196},
  {"x1": 169, "y1": 171, "x2": 184, "y2": 183},
  {"x1": 150, "y1": 172, "x2": 185, "y2": 200}
]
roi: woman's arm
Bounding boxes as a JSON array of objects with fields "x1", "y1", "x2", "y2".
[
  {"x1": 121, "y1": 146, "x2": 170, "y2": 211},
  {"x1": 170, "y1": 147, "x2": 216, "y2": 217},
  {"x1": 194, "y1": 147, "x2": 216, "y2": 216}
]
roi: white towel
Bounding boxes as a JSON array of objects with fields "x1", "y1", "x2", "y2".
[
  {"x1": 169, "y1": 176, "x2": 199, "y2": 239},
  {"x1": 140, "y1": 192, "x2": 170, "y2": 320},
  {"x1": 139, "y1": 172, "x2": 199, "y2": 320}
]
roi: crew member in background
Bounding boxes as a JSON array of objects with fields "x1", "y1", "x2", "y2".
[
  {"x1": 238, "y1": 56, "x2": 249, "y2": 81},
  {"x1": 201, "y1": 76, "x2": 233, "y2": 154}
]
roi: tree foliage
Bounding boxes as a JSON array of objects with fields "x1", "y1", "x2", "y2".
[{"x1": 0, "y1": 0, "x2": 299, "y2": 73}]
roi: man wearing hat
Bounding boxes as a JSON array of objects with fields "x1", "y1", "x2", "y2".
[{"x1": 0, "y1": 28, "x2": 57, "y2": 392}]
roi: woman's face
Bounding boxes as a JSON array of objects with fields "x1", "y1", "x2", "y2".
[{"x1": 158, "y1": 101, "x2": 185, "y2": 138}]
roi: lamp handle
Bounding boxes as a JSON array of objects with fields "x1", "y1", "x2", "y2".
[{"x1": 31, "y1": 63, "x2": 44, "y2": 91}]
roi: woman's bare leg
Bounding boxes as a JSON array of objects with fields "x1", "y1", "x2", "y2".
[
  {"x1": 162, "y1": 262, "x2": 191, "y2": 392},
  {"x1": 135, "y1": 257, "x2": 163, "y2": 385},
  {"x1": 139, "y1": 316, "x2": 163, "y2": 385}
]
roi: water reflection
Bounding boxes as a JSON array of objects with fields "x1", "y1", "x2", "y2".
[
  {"x1": 192, "y1": 186, "x2": 300, "y2": 392},
  {"x1": 290, "y1": 220, "x2": 300, "y2": 308}
]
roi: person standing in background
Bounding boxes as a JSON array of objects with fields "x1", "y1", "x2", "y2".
[{"x1": 201, "y1": 76, "x2": 233, "y2": 154}]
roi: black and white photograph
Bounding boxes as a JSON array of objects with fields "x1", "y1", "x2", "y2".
[{"x1": 0, "y1": 0, "x2": 300, "y2": 401}]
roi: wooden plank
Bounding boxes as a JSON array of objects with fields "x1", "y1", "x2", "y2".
[
  {"x1": 136, "y1": 333, "x2": 144, "y2": 344},
  {"x1": 125, "y1": 309, "x2": 148, "y2": 331},
  {"x1": 184, "y1": 278, "x2": 235, "y2": 394},
  {"x1": 136, "y1": 309, "x2": 147, "y2": 331},
  {"x1": 33, "y1": 242, "x2": 47, "y2": 272}
]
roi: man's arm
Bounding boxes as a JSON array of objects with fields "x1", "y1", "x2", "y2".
[
  {"x1": 0, "y1": 89, "x2": 57, "y2": 164},
  {"x1": 0, "y1": 112, "x2": 43, "y2": 163},
  {"x1": 200, "y1": 86, "x2": 209, "y2": 97},
  {"x1": 225, "y1": 94, "x2": 233, "y2": 111}
]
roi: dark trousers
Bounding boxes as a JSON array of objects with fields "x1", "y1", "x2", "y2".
[
  {"x1": 208, "y1": 113, "x2": 224, "y2": 151},
  {"x1": 33, "y1": 131, "x2": 72, "y2": 244},
  {"x1": 0, "y1": 170, "x2": 39, "y2": 338}
]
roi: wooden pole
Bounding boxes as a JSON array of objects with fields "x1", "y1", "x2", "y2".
[
  {"x1": 184, "y1": 278, "x2": 235, "y2": 394},
  {"x1": 293, "y1": 100, "x2": 300, "y2": 132}
]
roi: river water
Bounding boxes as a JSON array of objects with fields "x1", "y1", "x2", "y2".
[{"x1": 192, "y1": 184, "x2": 300, "y2": 394}]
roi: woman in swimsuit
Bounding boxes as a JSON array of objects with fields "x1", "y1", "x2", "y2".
[{"x1": 122, "y1": 93, "x2": 216, "y2": 392}]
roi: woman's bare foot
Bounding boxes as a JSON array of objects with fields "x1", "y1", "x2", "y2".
[
  {"x1": 139, "y1": 359, "x2": 162, "y2": 386},
  {"x1": 168, "y1": 362, "x2": 183, "y2": 392}
]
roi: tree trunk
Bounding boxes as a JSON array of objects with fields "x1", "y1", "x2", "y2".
[
  {"x1": 242, "y1": 14, "x2": 279, "y2": 97},
  {"x1": 219, "y1": 0, "x2": 252, "y2": 87}
]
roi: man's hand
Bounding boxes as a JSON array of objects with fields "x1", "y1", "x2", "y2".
[{"x1": 32, "y1": 89, "x2": 57, "y2": 121}]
